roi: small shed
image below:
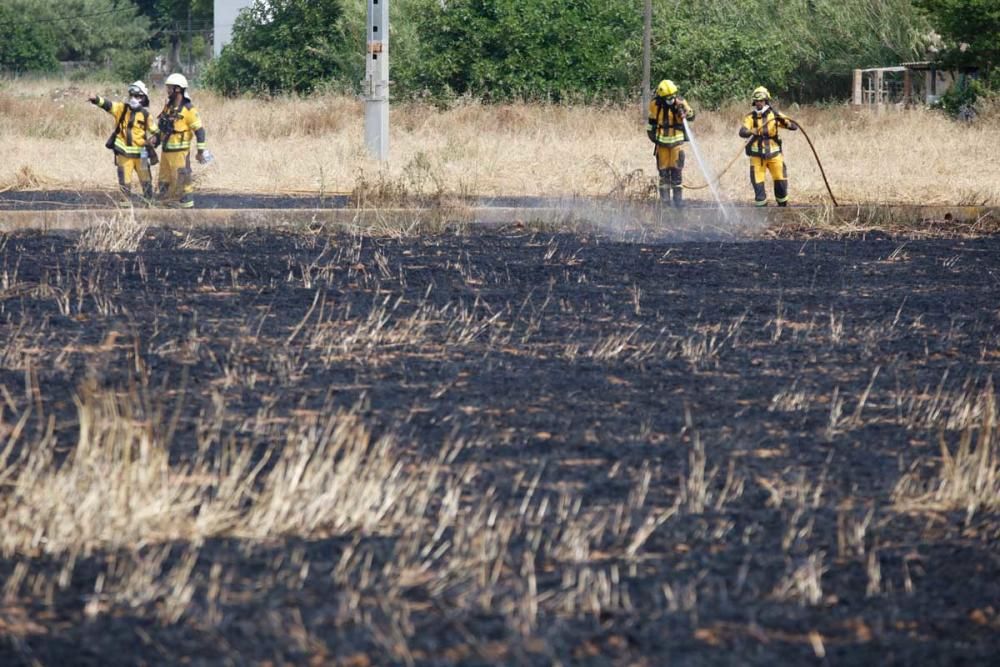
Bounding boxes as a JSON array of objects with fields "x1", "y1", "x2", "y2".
[{"x1": 852, "y1": 61, "x2": 975, "y2": 107}]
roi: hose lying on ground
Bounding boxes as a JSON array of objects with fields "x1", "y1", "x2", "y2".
[{"x1": 682, "y1": 116, "x2": 839, "y2": 207}]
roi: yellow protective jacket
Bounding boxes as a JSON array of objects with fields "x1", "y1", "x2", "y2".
[
  {"x1": 154, "y1": 100, "x2": 206, "y2": 153},
  {"x1": 93, "y1": 96, "x2": 152, "y2": 157},
  {"x1": 740, "y1": 107, "x2": 796, "y2": 158},
  {"x1": 647, "y1": 96, "x2": 696, "y2": 148}
]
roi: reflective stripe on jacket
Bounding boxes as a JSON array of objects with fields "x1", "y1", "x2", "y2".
[
  {"x1": 647, "y1": 97, "x2": 695, "y2": 147},
  {"x1": 742, "y1": 108, "x2": 793, "y2": 158},
  {"x1": 156, "y1": 101, "x2": 205, "y2": 152},
  {"x1": 97, "y1": 97, "x2": 151, "y2": 157}
]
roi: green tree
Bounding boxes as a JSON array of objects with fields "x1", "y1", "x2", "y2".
[
  {"x1": 783, "y1": 0, "x2": 928, "y2": 101},
  {"x1": 651, "y1": 0, "x2": 927, "y2": 105},
  {"x1": 651, "y1": 0, "x2": 796, "y2": 106},
  {"x1": 397, "y1": 0, "x2": 640, "y2": 101},
  {"x1": 0, "y1": 3, "x2": 58, "y2": 73},
  {"x1": 204, "y1": 0, "x2": 354, "y2": 96},
  {"x1": 134, "y1": 0, "x2": 213, "y2": 71},
  {"x1": 28, "y1": 0, "x2": 151, "y2": 65},
  {"x1": 915, "y1": 0, "x2": 1000, "y2": 80},
  {"x1": 0, "y1": 0, "x2": 150, "y2": 75}
]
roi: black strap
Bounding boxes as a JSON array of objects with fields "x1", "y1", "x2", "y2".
[
  {"x1": 107, "y1": 105, "x2": 129, "y2": 155},
  {"x1": 655, "y1": 98, "x2": 686, "y2": 134},
  {"x1": 115, "y1": 106, "x2": 128, "y2": 135},
  {"x1": 125, "y1": 108, "x2": 137, "y2": 146}
]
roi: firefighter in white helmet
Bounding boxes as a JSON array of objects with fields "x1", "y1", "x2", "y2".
[
  {"x1": 149, "y1": 73, "x2": 208, "y2": 208},
  {"x1": 739, "y1": 86, "x2": 797, "y2": 206},
  {"x1": 87, "y1": 81, "x2": 155, "y2": 199},
  {"x1": 647, "y1": 79, "x2": 696, "y2": 206}
]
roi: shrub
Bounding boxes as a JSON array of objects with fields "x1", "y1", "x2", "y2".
[
  {"x1": 934, "y1": 76, "x2": 986, "y2": 120},
  {"x1": 396, "y1": 0, "x2": 640, "y2": 102},
  {"x1": 0, "y1": 4, "x2": 58, "y2": 73},
  {"x1": 204, "y1": 0, "x2": 355, "y2": 96}
]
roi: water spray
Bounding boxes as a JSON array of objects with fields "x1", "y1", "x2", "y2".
[{"x1": 682, "y1": 118, "x2": 732, "y2": 222}]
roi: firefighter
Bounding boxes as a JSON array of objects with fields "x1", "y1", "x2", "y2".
[
  {"x1": 87, "y1": 81, "x2": 154, "y2": 199},
  {"x1": 739, "y1": 86, "x2": 798, "y2": 207},
  {"x1": 647, "y1": 79, "x2": 696, "y2": 206},
  {"x1": 149, "y1": 73, "x2": 208, "y2": 208}
]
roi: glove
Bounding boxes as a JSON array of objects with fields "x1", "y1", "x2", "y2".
[
  {"x1": 87, "y1": 94, "x2": 98, "y2": 104},
  {"x1": 147, "y1": 135, "x2": 159, "y2": 148},
  {"x1": 196, "y1": 149, "x2": 206, "y2": 164},
  {"x1": 647, "y1": 129, "x2": 657, "y2": 143}
]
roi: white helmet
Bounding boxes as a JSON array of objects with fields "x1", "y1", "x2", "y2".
[
  {"x1": 165, "y1": 73, "x2": 189, "y2": 89},
  {"x1": 128, "y1": 80, "x2": 149, "y2": 97}
]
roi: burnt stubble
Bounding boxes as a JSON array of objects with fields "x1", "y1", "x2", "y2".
[{"x1": 1, "y1": 225, "x2": 998, "y2": 665}]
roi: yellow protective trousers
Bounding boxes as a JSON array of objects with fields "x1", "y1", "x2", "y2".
[
  {"x1": 158, "y1": 150, "x2": 194, "y2": 208},
  {"x1": 749, "y1": 154, "x2": 789, "y2": 206},
  {"x1": 115, "y1": 154, "x2": 152, "y2": 199},
  {"x1": 655, "y1": 145, "x2": 686, "y2": 205}
]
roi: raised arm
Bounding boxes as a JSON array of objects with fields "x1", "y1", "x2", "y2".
[{"x1": 88, "y1": 94, "x2": 118, "y2": 116}]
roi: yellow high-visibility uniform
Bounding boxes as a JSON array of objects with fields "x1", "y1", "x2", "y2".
[
  {"x1": 154, "y1": 100, "x2": 206, "y2": 208},
  {"x1": 740, "y1": 107, "x2": 797, "y2": 206},
  {"x1": 647, "y1": 96, "x2": 696, "y2": 205},
  {"x1": 92, "y1": 96, "x2": 153, "y2": 198}
]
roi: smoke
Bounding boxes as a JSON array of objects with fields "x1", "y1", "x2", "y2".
[{"x1": 534, "y1": 197, "x2": 770, "y2": 243}]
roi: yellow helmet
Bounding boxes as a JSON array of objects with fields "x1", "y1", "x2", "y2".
[
  {"x1": 752, "y1": 86, "x2": 771, "y2": 102},
  {"x1": 656, "y1": 79, "x2": 679, "y2": 98}
]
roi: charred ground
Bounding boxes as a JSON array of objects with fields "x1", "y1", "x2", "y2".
[{"x1": 1, "y1": 224, "x2": 999, "y2": 665}]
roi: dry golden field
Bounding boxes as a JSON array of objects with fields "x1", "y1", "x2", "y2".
[{"x1": 2, "y1": 77, "x2": 999, "y2": 206}]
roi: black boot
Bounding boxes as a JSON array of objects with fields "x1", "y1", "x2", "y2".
[
  {"x1": 775, "y1": 179, "x2": 789, "y2": 207},
  {"x1": 658, "y1": 169, "x2": 672, "y2": 204}
]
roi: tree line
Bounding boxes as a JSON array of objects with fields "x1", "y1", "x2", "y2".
[
  {"x1": 0, "y1": 0, "x2": 211, "y2": 81},
  {"x1": 2, "y1": 0, "x2": 996, "y2": 107}
]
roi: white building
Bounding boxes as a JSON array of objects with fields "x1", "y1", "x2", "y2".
[{"x1": 214, "y1": 0, "x2": 253, "y2": 57}]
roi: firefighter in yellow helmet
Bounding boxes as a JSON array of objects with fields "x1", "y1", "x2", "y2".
[
  {"x1": 647, "y1": 79, "x2": 696, "y2": 206},
  {"x1": 87, "y1": 81, "x2": 155, "y2": 199},
  {"x1": 739, "y1": 86, "x2": 798, "y2": 206},
  {"x1": 149, "y1": 73, "x2": 209, "y2": 208}
]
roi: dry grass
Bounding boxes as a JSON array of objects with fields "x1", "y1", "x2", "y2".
[
  {"x1": 2, "y1": 77, "x2": 999, "y2": 204},
  {"x1": 893, "y1": 380, "x2": 1000, "y2": 520},
  {"x1": 0, "y1": 383, "x2": 449, "y2": 557},
  {"x1": 76, "y1": 208, "x2": 149, "y2": 253}
]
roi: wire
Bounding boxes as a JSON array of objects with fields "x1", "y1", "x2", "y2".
[{"x1": 0, "y1": 6, "x2": 138, "y2": 28}]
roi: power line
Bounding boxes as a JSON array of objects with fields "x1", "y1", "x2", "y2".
[{"x1": 0, "y1": 6, "x2": 138, "y2": 28}]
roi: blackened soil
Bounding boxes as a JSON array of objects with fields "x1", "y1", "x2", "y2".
[{"x1": 2, "y1": 227, "x2": 1000, "y2": 665}]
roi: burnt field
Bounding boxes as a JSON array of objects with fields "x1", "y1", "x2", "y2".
[{"x1": 1, "y1": 222, "x2": 999, "y2": 665}]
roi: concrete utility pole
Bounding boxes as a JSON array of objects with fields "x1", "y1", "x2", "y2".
[
  {"x1": 365, "y1": 0, "x2": 390, "y2": 161},
  {"x1": 641, "y1": 0, "x2": 652, "y2": 118}
]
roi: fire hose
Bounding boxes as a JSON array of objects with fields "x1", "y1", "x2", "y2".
[{"x1": 681, "y1": 116, "x2": 839, "y2": 207}]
